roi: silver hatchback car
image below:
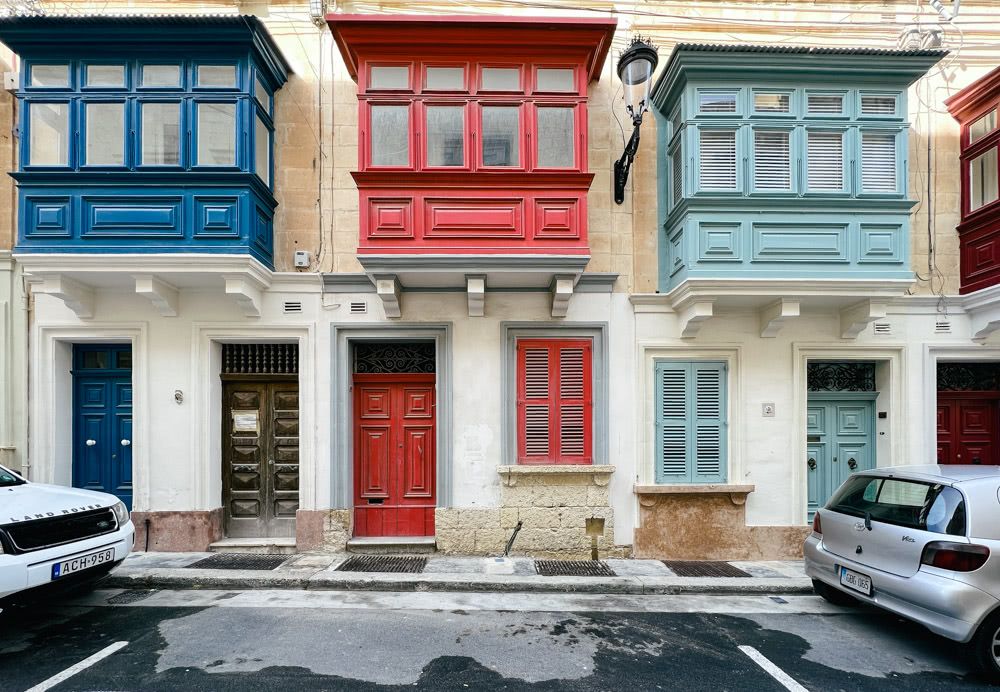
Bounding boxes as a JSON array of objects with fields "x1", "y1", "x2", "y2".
[{"x1": 804, "y1": 465, "x2": 1000, "y2": 681}]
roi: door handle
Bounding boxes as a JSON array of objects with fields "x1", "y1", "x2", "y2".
[
  {"x1": 848, "y1": 457, "x2": 858, "y2": 470},
  {"x1": 807, "y1": 457, "x2": 817, "y2": 470},
  {"x1": 85, "y1": 439, "x2": 96, "y2": 447},
  {"x1": 121, "y1": 439, "x2": 131, "y2": 447}
]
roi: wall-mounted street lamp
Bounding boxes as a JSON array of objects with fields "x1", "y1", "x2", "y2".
[{"x1": 614, "y1": 36, "x2": 659, "y2": 205}]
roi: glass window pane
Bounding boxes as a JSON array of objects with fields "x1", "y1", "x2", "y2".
[
  {"x1": 198, "y1": 103, "x2": 237, "y2": 166},
  {"x1": 255, "y1": 76, "x2": 271, "y2": 110},
  {"x1": 537, "y1": 107, "x2": 574, "y2": 168},
  {"x1": 754, "y1": 93, "x2": 789, "y2": 113},
  {"x1": 86, "y1": 65, "x2": 125, "y2": 87},
  {"x1": 425, "y1": 67, "x2": 464, "y2": 91},
  {"x1": 426, "y1": 105, "x2": 464, "y2": 167},
  {"x1": 970, "y1": 110, "x2": 997, "y2": 144},
  {"x1": 29, "y1": 103, "x2": 69, "y2": 166},
  {"x1": 754, "y1": 130, "x2": 791, "y2": 190},
  {"x1": 81, "y1": 351, "x2": 108, "y2": 369},
  {"x1": 861, "y1": 131, "x2": 897, "y2": 193},
  {"x1": 537, "y1": 68, "x2": 575, "y2": 92},
  {"x1": 369, "y1": 66, "x2": 409, "y2": 90},
  {"x1": 30, "y1": 64, "x2": 69, "y2": 87},
  {"x1": 141, "y1": 102, "x2": 181, "y2": 166},
  {"x1": 116, "y1": 351, "x2": 132, "y2": 369},
  {"x1": 807, "y1": 94, "x2": 843, "y2": 115},
  {"x1": 142, "y1": 65, "x2": 181, "y2": 88},
  {"x1": 481, "y1": 106, "x2": 519, "y2": 167},
  {"x1": 861, "y1": 95, "x2": 896, "y2": 116},
  {"x1": 699, "y1": 130, "x2": 737, "y2": 190},
  {"x1": 255, "y1": 114, "x2": 270, "y2": 185},
  {"x1": 370, "y1": 105, "x2": 409, "y2": 166},
  {"x1": 86, "y1": 103, "x2": 125, "y2": 166},
  {"x1": 699, "y1": 90, "x2": 737, "y2": 113},
  {"x1": 482, "y1": 68, "x2": 519, "y2": 91},
  {"x1": 197, "y1": 65, "x2": 237, "y2": 88},
  {"x1": 971, "y1": 147, "x2": 999, "y2": 211}
]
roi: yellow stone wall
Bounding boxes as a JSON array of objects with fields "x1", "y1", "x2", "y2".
[
  {"x1": 0, "y1": 45, "x2": 14, "y2": 252},
  {"x1": 3, "y1": 0, "x2": 999, "y2": 294}
]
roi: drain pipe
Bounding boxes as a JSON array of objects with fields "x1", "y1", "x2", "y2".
[
  {"x1": 144, "y1": 518, "x2": 151, "y2": 552},
  {"x1": 502, "y1": 521, "x2": 523, "y2": 558}
]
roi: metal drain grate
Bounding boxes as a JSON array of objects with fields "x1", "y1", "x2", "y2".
[
  {"x1": 662, "y1": 560, "x2": 752, "y2": 578},
  {"x1": 336, "y1": 555, "x2": 427, "y2": 573},
  {"x1": 106, "y1": 589, "x2": 157, "y2": 605},
  {"x1": 535, "y1": 560, "x2": 617, "y2": 577},
  {"x1": 185, "y1": 554, "x2": 289, "y2": 571}
]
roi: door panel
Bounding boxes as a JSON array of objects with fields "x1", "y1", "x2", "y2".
[
  {"x1": 937, "y1": 395, "x2": 999, "y2": 465},
  {"x1": 222, "y1": 381, "x2": 299, "y2": 538},
  {"x1": 73, "y1": 346, "x2": 133, "y2": 509},
  {"x1": 806, "y1": 399, "x2": 875, "y2": 518},
  {"x1": 354, "y1": 375, "x2": 436, "y2": 537}
]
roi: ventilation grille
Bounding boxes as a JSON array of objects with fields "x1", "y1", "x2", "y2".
[
  {"x1": 935, "y1": 320, "x2": 952, "y2": 334},
  {"x1": 222, "y1": 343, "x2": 299, "y2": 375},
  {"x1": 283, "y1": 301, "x2": 302, "y2": 314},
  {"x1": 873, "y1": 322, "x2": 892, "y2": 336},
  {"x1": 350, "y1": 301, "x2": 367, "y2": 314}
]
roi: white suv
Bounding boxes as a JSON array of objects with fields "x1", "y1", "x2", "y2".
[{"x1": 0, "y1": 464, "x2": 134, "y2": 608}]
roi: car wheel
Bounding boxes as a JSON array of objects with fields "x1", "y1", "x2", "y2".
[
  {"x1": 970, "y1": 610, "x2": 1000, "y2": 684},
  {"x1": 812, "y1": 579, "x2": 858, "y2": 606}
]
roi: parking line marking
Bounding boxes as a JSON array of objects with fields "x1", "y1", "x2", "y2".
[
  {"x1": 738, "y1": 645, "x2": 808, "y2": 692},
  {"x1": 24, "y1": 640, "x2": 129, "y2": 692}
]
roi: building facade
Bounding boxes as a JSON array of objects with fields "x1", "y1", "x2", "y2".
[{"x1": 3, "y1": 0, "x2": 1000, "y2": 559}]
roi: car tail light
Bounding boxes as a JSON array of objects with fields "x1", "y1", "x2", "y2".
[
  {"x1": 921, "y1": 541, "x2": 990, "y2": 572},
  {"x1": 812, "y1": 512, "x2": 822, "y2": 536}
]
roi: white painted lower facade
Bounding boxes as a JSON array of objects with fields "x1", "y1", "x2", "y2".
[{"x1": 21, "y1": 261, "x2": 1000, "y2": 556}]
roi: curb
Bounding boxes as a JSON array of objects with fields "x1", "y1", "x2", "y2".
[{"x1": 102, "y1": 569, "x2": 814, "y2": 596}]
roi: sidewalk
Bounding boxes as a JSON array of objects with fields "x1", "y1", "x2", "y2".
[{"x1": 104, "y1": 553, "x2": 813, "y2": 596}]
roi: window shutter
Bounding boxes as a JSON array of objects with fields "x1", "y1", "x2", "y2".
[
  {"x1": 807, "y1": 94, "x2": 843, "y2": 115},
  {"x1": 671, "y1": 148, "x2": 683, "y2": 205},
  {"x1": 860, "y1": 95, "x2": 896, "y2": 116},
  {"x1": 807, "y1": 131, "x2": 843, "y2": 191},
  {"x1": 654, "y1": 361, "x2": 727, "y2": 483},
  {"x1": 861, "y1": 132, "x2": 897, "y2": 193},
  {"x1": 655, "y1": 363, "x2": 689, "y2": 482},
  {"x1": 517, "y1": 339, "x2": 592, "y2": 464},
  {"x1": 699, "y1": 130, "x2": 737, "y2": 190},
  {"x1": 692, "y1": 363, "x2": 726, "y2": 482},
  {"x1": 753, "y1": 131, "x2": 791, "y2": 191},
  {"x1": 557, "y1": 343, "x2": 592, "y2": 461}
]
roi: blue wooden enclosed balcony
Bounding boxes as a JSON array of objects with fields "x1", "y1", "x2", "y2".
[
  {"x1": 0, "y1": 15, "x2": 289, "y2": 270},
  {"x1": 645, "y1": 45, "x2": 945, "y2": 337}
]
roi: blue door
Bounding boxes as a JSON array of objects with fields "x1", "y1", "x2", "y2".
[
  {"x1": 73, "y1": 345, "x2": 133, "y2": 509},
  {"x1": 806, "y1": 396, "x2": 875, "y2": 519}
]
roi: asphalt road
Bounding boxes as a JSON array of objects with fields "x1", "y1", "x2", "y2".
[{"x1": 0, "y1": 588, "x2": 994, "y2": 691}]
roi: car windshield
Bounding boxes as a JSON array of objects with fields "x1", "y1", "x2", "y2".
[
  {"x1": 0, "y1": 466, "x2": 25, "y2": 487},
  {"x1": 826, "y1": 475, "x2": 966, "y2": 536}
]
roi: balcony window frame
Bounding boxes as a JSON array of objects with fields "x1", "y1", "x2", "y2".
[
  {"x1": 421, "y1": 62, "x2": 469, "y2": 93},
  {"x1": 419, "y1": 99, "x2": 472, "y2": 171},
  {"x1": 366, "y1": 62, "x2": 414, "y2": 93},
  {"x1": 81, "y1": 61, "x2": 129, "y2": 91},
  {"x1": 957, "y1": 97, "x2": 1000, "y2": 220},
  {"x1": 750, "y1": 88, "x2": 795, "y2": 119},
  {"x1": 749, "y1": 124, "x2": 798, "y2": 196},
  {"x1": 476, "y1": 100, "x2": 527, "y2": 171},
  {"x1": 24, "y1": 61, "x2": 72, "y2": 90},
  {"x1": 857, "y1": 90, "x2": 901, "y2": 120},
  {"x1": 362, "y1": 99, "x2": 415, "y2": 170},
  {"x1": 137, "y1": 63, "x2": 185, "y2": 91},
  {"x1": 695, "y1": 87, "x2": 742, "y2": 117},
  {"x1": 531, "y1": 64, "x2": 580, "y2": 95},
  {"x1": 23, "y1": 98, "x2": 74, "y2": 169},
  {"x1": 193, "y1": 62, "x2": 241, "y2": 91},
  {"x1": 80, "y1": 98, "x2": 130, "y2": 169},
  {"x1": 856, "y1": 126, "x2": 905, "y2": 198},
  {"x1": 803, "y1": 125, "x2": 850, "y2": 196},
  {"x1": 803, "y1": 90, "x2": 850, "y2": 120},
  {"x1": 477, "y1": 64, "x2": 524, "y2": 95},
  {"x1": 693, "y1": 125, "x2": 742, "y2": 196},
  {"x1": 532, "y1": 102, "x2": 582, "y2": 171},
  {"x1": 136, "y1": 97, "x2": 186, "y2": 170},
  {"x1": 967, "y1": 145, "x2": 1000, "y2": 216}
]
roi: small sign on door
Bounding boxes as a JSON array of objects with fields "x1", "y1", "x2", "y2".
[{"x1": 232, "y1": 410, "x2": 259, "y2": 433}]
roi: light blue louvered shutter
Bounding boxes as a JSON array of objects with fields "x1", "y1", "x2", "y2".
[
  {"x1": 691, "y1": 362, "x2": 727, "y2": 482},
  {"x1": 655, "y1": 362, "x2": 689, "y2": 482}
]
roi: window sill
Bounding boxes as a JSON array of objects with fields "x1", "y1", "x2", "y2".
[
  {"x1": 634, "y1": 483, "x2": 755, "y2": 506},
  {"x1": 498, "y1": 464, "x2": 614, "y2": 487}
]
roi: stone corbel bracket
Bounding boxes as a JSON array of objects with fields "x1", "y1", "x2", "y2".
[
  {"x1": 225, "y1": 275, "x2": 267, "y2": 318},
  {"x1": 840, "y1": 299, "x2": 887, "y2": 339},
  {"x1": 373, "y1": 273, "x2": 401, "y2": 319},
  {"x1": 32, "y1": 275, "x2": 94, "y2": 320},
  {"x1": 677, "y1": 299, "x2": 714, "y2": 339},
  {"x1": 551, "y1": 274, "x2": 575, "y2": 318},
  {"x1": 134, "y1": 274, "x2": 179, "y2": 317},
  {"x1": 759, "y1": 298, "x2": 799, "y2": 338},
  {"x1": 466, "y1": 274, "x2": 486, "y2": 317}
]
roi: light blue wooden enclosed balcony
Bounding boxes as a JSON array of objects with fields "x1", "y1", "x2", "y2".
[{"x1": 644, "y1": 45, "x2": 944, "y2": 337}]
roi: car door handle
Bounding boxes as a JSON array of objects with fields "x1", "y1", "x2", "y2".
[
  {"x1": 121, "y1": 439, "x2": 131, "y2": 447},
  {"x1": 85, "y1": 439, "x2": 96, "y2": 447}
]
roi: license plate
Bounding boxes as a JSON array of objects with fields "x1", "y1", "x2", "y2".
[
  {"x1": 51, "y1": 548, "x2": 115, "y2": 580},
  {"x1": 840, "y1": 566, "x2": 872, "y2": 596}
]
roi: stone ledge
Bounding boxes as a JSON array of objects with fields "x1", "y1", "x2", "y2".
[
  {"x1": 499, "y1": 465, "x2": 615, "y2": 487},
  {"x1": 634, "y1": 484, "x2": 754, "y2": 494}
]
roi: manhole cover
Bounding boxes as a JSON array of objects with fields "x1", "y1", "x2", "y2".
[
  {"x1": 106, "y1": 589, "x2": 157, "y2": 605},
  {"x1": 662, "y1": 560, "x2": 752, "y2": 578},
  {"x1": 534, "y1": 560, "x2": 617, "y2": 577},
  {"x1": 185, "y1": 554, "x2": 289, "y2": 571},
  {"x1": 336, "y1": 555, "x2": 427, "y2": 573}
]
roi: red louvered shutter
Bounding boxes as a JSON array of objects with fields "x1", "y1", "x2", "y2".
[{"x1": 517, "y1": 339, "x2": 592, "y2": 464}]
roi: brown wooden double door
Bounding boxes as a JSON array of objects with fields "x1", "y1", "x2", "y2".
[
  {"x1": 353, "y1": 374, "x2": 436, "y2": 537},
  {"x1": 222, "y1": 380, "x2": 299, "y2": 538},
  {"x1": 937, "y1": 393, "x2": 1000, "y2": 465}
]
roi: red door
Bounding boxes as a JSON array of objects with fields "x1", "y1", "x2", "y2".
[
  {"x1": 353, "y1": 374, "x2": 436, "y2": 537},
  {"x1": 937, "y1": 394, "x2": 999, "y2": 465}
]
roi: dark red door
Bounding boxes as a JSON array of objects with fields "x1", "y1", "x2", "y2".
[
  {"x1": 353, "y1": 374, "x2": 436, "y2": 537},
  {"x1": 937, "y1": 394, "x2": 999, "y2": 465}
]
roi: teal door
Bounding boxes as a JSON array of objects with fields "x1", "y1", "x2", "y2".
[
  {"x1": 806, "y1": 396, "x2": 875, "y2": 519},
  {"x1": 72, "y1": 345, "x2": 133, "y2": 509}
]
